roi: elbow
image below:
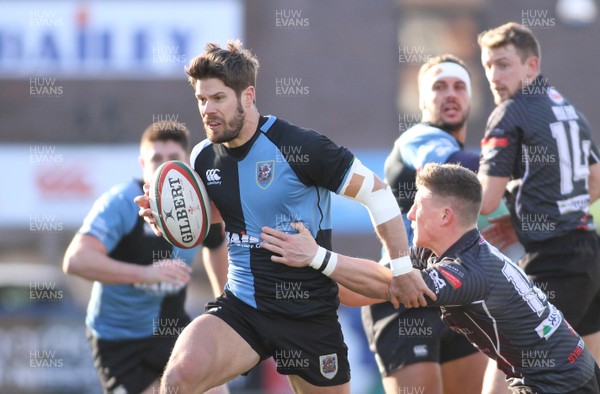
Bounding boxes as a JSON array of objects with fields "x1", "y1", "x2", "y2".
[
  {"x1": 62, "y1": 252, "x2": 81, "y2": 276},
  {"x1": 480, "y1": 199, "x2": 499, "y2": 216},
  {"x1": 480, "y1": 204, "x2": 495, "y2": 216},
  {"x1": 62, "y1": 255, "x2": 74, "y2": 275}
]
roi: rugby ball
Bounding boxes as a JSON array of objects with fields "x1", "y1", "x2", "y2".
[{"x1": 149, "y1": 161, "x2": 211, "y2": 249}]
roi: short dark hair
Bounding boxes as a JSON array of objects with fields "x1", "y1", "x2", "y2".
[
  {"x1": 416, "y1": 163, "x2": 482, "y2": 226},
  {"x1": 140, "y1": 121, "x2": 190, "y2": 152},
  {"x1": 478, "y1": 22, "x2": 541, "y2": 63},
  {"x1": 185, "y1": 40, "x2": 259, "y2": 97}
]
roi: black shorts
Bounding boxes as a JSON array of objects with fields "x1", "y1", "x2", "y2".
[
  {"x1": 361, "y1": 302, "x2": 479, "y2": 376},
  {"x1": 205, "y1": 290, "x2": 350, "y2": 386},
  {"x1": 520, "y1": 231, "x2": 600, "y2": 336},
  {"x1": 509, "y1": 362, "x2": 600, "y2": 394},
  {"x1": 87, "y1": 322, "x2": 189, "y2": 394}
]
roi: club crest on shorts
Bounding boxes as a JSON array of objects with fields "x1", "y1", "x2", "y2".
[
  {"x1": 319, "y1": 353, "x2": 338, "y2": 379},
  {"x1": 256, "y1": 160, "x2": 274, "y2": 189}
]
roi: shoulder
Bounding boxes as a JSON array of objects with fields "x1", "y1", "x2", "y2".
[
  {"x1": 484, "y1": 98, "x2": 529, "y2": 140},
  {"x1": 400, "y1": 124, "x2": 459, "y2": 147},
  {"x1": 190, "y1": 138, "x2": 214, "y2": 164},
  {"x1": 79, "y1": 179, "x2": 140, "y2": 235},
  {"x1": 265, "y1": 116, "x2": 322, "y2": 142},
  {"x1": 100, "y1": 179, "x2": 142, "y2": 206}
]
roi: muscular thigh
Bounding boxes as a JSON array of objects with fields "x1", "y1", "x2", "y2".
[
  {"x1": 269, "y1": 312, "x2": 350, "y2": 387},
  {"x1": 168, "y1": 313, "x2": 260, "y2": 387}
]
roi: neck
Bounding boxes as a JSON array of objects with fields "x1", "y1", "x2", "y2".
[
  {"x1": 429, "y1": 226, "x2": 474, "y2": 257},
  {"x1": 223, "y1": 106, "x2": 260, "y2": 149},
  {"x1": 452, "y1": 126, "x2": 467, "y2": 144}
]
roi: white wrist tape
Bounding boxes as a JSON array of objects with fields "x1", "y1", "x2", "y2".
[
  {"x1": 309, "y1": 247, "x2": 327, "y2": 269},
  {"x1": 390, "y1": 256, "x2": 413, "y2": 276},
  {"x1": 339, "y1": 159, "x2": 401, "y2": 226},
  {"x1": 309, "y1": 246, "x2": 338, "y2": 277},
  {"x1": 322, "y1": 252, "x2": 338, "y2": 276}
]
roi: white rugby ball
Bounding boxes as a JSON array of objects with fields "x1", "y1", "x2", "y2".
[{"x1": 149, "y1": 161, "x2": 211, "y2": 249}]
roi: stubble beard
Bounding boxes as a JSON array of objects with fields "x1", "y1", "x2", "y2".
[{"x1": 206, "y1": 100, "x2": 246, "y2": 144}]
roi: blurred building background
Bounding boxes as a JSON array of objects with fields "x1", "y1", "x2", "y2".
[{"x1": 0, "y1": 0, "x2": 598, "y2": 392}]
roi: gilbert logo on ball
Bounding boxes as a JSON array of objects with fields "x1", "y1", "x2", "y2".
[{"x1": 149, "y1": 161, "x2": 211, "y2": 248}]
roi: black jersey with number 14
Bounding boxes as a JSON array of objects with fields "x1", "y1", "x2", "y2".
[{"x1": 479, "y1": 75, "x2": 600, "y2": 246}]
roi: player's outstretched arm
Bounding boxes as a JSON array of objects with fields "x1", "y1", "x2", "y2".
[
  {"x1": 335, "y1": 159, "x2": 438, "y2": 307},
  {"x1": 63, "y1": 233, "x2": 191, "y2": 285},
  {"x1": 261, "y1": 222, "x2": 436, "y2": 307},
  {"x1": 337, "y1": 285, "x2": 387, "y2": 307},
  {"x1": 338, "y1": 159, "x2": 409, "y2": 260},
  {"x1": 261, "y1": 223, "x2": 392, "y2": 302}
]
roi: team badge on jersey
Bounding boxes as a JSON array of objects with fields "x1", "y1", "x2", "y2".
[
  {"x1": 428, "y1": 269, "x2": 447, "y2": 294},
  {"x1": 547, "y1": 87, "x2": 565, "y2": 105},
  {"x1": 535, "y1": 304, "x2": 562, "y2": 339},
  {"x1": 319, "y1": 353, "x2": 338, "y2": 379},
  {"x1": 256, "y1": 160, "x2": 274, "y2": 189}
]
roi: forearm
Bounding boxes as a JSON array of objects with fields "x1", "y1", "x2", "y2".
[
  {"x1": 202, "y1": 244, "x2": 229, "y2": 297},
  {"x1": 328, "y1": 254, "x2": 392, "y2": 301},
  {"x1": 375, "y1": 214, "x2": 409, "y2": 259},
  {"x1": 338, "y1": 284, "x2": 387, "y2": 307},
  {"x1": 63, "y1": 242, "x2": 146, "y2": 284}
]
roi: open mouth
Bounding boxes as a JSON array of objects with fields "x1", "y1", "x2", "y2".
[
  {"x1": 205, "y1": 119, "x2": 223, "y2": 130},
  {"x1": 442, "y1": 104, "x2": 460, "y2": 116}
]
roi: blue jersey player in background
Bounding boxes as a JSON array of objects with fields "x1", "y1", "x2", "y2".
[
  {"x1": 361, "y1": 55, "x2": 487, "y2": 394},
  {"x1": 64, "y1": 122, "x2": 228, "y2": 394},
  {"x1": 136, "y1": 40, "x2": 434, "y2": 394}
]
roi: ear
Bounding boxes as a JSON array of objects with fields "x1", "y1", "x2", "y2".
[
  {"x1": 139, "y1": 155, "x2": 144, "y2": 170},
  {"x1": 525, "y1": 56, "x2": 540, "y2": 78},
  {"x1": 441, "y1": 206, "x2": 453, "y2": 226},
  {"x1": 242, "y1": 85, "x2": 255, "y2": 108}
]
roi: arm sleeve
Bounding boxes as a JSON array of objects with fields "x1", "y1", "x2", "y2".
[
  {"x1": 202, "y1": 222, "x2": 225, "y2": 249},
  {"x1": 419, "y1": 258, "x2": 489, "y2": 307},
  {"x1": 275, "y1": 127, "x2": 355, "y2": 193},
  {"x1": 446, "y1": 150, "x2": 480, "y2": 173},
  {"x1": 479, "y1": 103, "x2": 524, "y2": 177},
  {"x1": 78, "y1": 184, "x2": 138, "y2": 253}
]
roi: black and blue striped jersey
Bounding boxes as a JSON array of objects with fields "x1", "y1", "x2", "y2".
[
  {"x1": 191, "y1": 115, "x2": 354, "y2": 317},
  {"x1": 479, "y1": 75, "x2": 600, "y2": 246},
  {"x1": 416, "y1": 229, "x2": 596, "y2": 392}
]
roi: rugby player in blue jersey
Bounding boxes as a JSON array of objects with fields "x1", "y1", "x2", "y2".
[
  {"x1": 135, "y1": 41, "x2": 434, "y2": 393},
  {"x1": 362, "y1": 55, "x2": 487, "y2": 394},
  {"x1": 64, "y1": 122, "x2": 229, "y2": 394},
  {"x1": 262, "y1": 163, "x2": 600, "y2": 394}
]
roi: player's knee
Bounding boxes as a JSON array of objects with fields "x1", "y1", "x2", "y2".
[
  {"x1": 162, "y1": 365, "x2": 198, "y2": 392},
  {"x1": 162, "y1": 353, "x2": 214, "y2": 392}
]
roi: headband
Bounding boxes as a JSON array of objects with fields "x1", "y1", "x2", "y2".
[{"x1": 420, "y1": 62, "x2": 471, "y2": 109}]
